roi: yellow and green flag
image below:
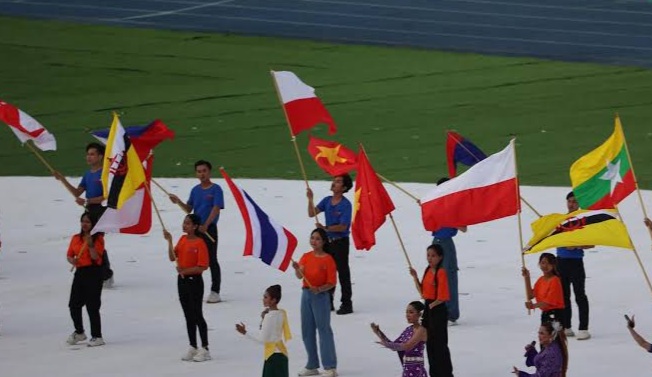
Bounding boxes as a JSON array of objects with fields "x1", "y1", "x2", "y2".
[
  {"x1": 570, "y1": 115, "x2": 635, "y2": 209},
  {"x1": 524, "y1": 209, "x2": 633, "y2": 254}
]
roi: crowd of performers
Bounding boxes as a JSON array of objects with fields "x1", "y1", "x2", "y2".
[{"x1": 47, "y1": 142, "x2": 652, "y2": 377}]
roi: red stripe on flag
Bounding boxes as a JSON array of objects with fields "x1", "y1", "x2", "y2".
[
  {"x1": 284, "y1": 97, "x2": 337, "y2": 136},
  {"x1": 279, "y1": 228, "x2": 297, "y2": 272},
  {"x1": 221, "y1": 169, "x2": 254, "y2": 255},
  {"x1": 588, "y1": 169, "x2": 636, "y2": 210}
]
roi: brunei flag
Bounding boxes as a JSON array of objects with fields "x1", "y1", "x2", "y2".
[
  {"x1": 307, "y1": 135, "x2": 357, "y2": 176},
  {"x1": 570, "y1": 115, "x2": 635, "y2": 209},
  {"x1": 101, "y1": 113, "x2": 146, "y2": 210},
  {"x1": 524, "y1": 208, "x2": 633, "y2": 254}
]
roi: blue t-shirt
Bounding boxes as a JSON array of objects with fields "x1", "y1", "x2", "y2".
[
  {"x1": 79, "y1": 169, "x2": 103, "y2": 199},
  {"x1": 187, "y1": 183, "x2": 224, "y2": 225},
  {"x1": 432, "y1": 227, "x2": 458, "y2": 239},
  {"x1": 556, "y1": 247, "x2": 584, "y2": 259},
  {"x1": 317, "y1": 196, "x2": 352, "y2": 238}
]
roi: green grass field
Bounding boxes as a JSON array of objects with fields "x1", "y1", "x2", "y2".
[{"x1": 0, "y1": 16, "x2": 651, "y2": 187}]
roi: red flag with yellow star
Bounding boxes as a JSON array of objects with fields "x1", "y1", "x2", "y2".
[
  {"x1": 307, "y1": 135, "x2": 357, "y2": 176},
  {"x1": 351, "y1": 147, "x2": 395, "y2": 251}
]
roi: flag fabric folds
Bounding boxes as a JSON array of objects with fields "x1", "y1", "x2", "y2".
[
  {"x1": 421, "y1": 140, "x2": 520, "y2": 231},
  {"x1": 446, "y1": 131, "x2": 487, "y2": 177},
  {"x1": 524, "y1": 209, "x2": 633, "y2": 254},
  {"x1": 0, "y1": 100, "x2": 57, "y2": 151},
  {"x1": 221, "y1": 168, "x2": 297, "y2": 271},
  {"x1": 570, "y1": 115, "x2": 635, "y2": 210},
  {"x1": 101, "y1": 114, "x2": 147, "y2": 210},
  {"x1": 271, "y1": 71, "x2": 337, "y2": 136},
  {"x1": 92, "y1": 119, "x2": 175, "y2": 160},
  {"x1": 351, "y1": 148, "x2": 395, "y2": 251},
  {"x1": 307, "y1": 135, "x2": 357, "y2": 176}
]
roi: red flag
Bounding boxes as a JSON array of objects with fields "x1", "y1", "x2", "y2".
[
  {"x1": 271, "y1": 71, "x2": 337, "y2": 136},
  {"x1": 351, "y1": 147, "x2": 395, "y2": 250},
  {"x1": 307, "y1": 135, "x2": 357, "y2": 176},
  {"x1": 0, "y1": 100, "x2": 57, "y2": 151}
]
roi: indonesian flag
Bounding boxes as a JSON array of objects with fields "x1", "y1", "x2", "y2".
[
  {"x1": 0, "y1": 100, "x2": 57, "y2": 151},
  {"x1": 421, "y1": 140, "x2": 520, "y2": 231},
  {"x1": 271, "y1": 71, "x2": 337, "y2": 136},
  {"x1": 307, "y1": 135, "x2": 357, "y2": 176}
]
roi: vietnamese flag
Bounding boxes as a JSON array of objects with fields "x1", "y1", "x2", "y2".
[
  {"x1": 307, "y1": 135, "x2": 357, "y2": 176},
  {"x1": 271, "y1": 71, "x2": 337, "y2": 136},
  {"x1": 351, "y1": 147, "x2": 395, "y2": 251}
]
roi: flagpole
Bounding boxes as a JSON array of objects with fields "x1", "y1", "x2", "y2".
[
  {"x1": 70, "y1": 239, "x2": 89, "y2": 272},
  {"x1": 447, "y1": 131, "x2": 542, "y2": 217},
  {"x1": 615, "y1": 207, "x2": 652, "y2": 296},
  {"x1": 151, "y1": 178, "x2": 192, "y2": 215},
  {"x1": 510, "y1": 138, "x2": 531, "y2": 314},
  {"x1": 143, "y1": 181, "x2": 167, "y2": 233},
  {"x1": 388, "y1": 213, "x2": 413, "y2": 269},
  {"x1": 618, "y1": 114, "x2": 652, "y2": 244},
  {"x1": 25, "y1": 140, "x2": 78, "y2": 198},
  {"x1": 376, "y1": 173, "x2": 420, "y2": 203}
]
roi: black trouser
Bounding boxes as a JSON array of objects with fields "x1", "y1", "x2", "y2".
[
  {"x1": 541, "y1": 309, "x2": 564, "y2": 325},
  {"x1": 69, "y1": 265, "x2": 104, "y2": 338},
  {"x1": 424, "y1": 301, "x2": 453, "y2": 377},
  {"x1": 178, "y1": 275, "x2": 208, "y2": 348},
  {"x1": 86, "y1": 204, "x2": 113, "y2": 281},
  {"x1": 557, "y1": 258, "x2": 589, "y2": 330},
  {"x1": 201, "y1": 224, "x2": 221, "y2": 294},
  {"x1": 327, "y1": 237, "x2": 352, "y2": 309}
]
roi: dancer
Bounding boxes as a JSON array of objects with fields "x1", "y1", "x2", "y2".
[
  {"x1": 292, "y1": 228, "x2": 338, "y2": 377},
  {"x1": 522, "y1": 253, "x2": 565, "y2": 325},
  {"x1": 66, "y1": 212, "x2": 106, "y2": 347},
  {"x1": 371, "y1": 301, "x2": 427, "y2": 377},
  {"x1": 512, "y1": 321, "x2": 568, "y2": 377},
  {"x1": 235, "y1": 285, "x2": 292, "y2": 377},
  {"x1": 163, "y1": 214, "x2": 211, "y2": 362}
]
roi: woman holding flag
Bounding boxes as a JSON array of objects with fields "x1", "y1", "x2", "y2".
[{"x1": 522, "y1": 253, "x2": 565, "y2": 325}]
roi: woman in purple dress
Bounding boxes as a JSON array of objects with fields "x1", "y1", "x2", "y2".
[
  {"x1": 513, "y1": 321, "x2": 569, "y2": 377},
  {"x1": 371, "y1": 301, "x2": 428, "y2": 377}
]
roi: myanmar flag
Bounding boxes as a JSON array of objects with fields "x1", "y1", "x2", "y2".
[
  {"x1": 570, "y1": 115, "x2": 635, "y2": 209},
  {"x1": 524, "y1": 209, "x2": 633, "y2": 254}
]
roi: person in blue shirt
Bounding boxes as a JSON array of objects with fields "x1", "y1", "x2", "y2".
[
  {"x1": 54, "y1": 142, "x2": 114, "y2": 288},
  {"x1": 169, "y1": 160, "x2": 224, "y2": 303},
  {"x1": 430, "y1": 177, "x2": 467, "y2": 326},
  {"x1": 307, "y1": 174, "x2": 353, "y2": 315},
  {"x1": 557, "y1": 191, "x2": 592, "y2": 340}
]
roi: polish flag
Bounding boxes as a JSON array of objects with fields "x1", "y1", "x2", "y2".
[
  {"x1": 271, "y1": 71, "x2": 337, "y2": 136},
  {"x1": 0, "y1": 100, "x2": 57, "y2": 151},
  {"x1": 421, "y1": 140, "x2": 520, "y2": 231}
]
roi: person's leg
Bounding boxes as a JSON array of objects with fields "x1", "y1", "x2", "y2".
[
  {"x1": 69, "y1": 272, "x2": 85, "y2": 335},
  {"x1": 313, "y1": 291, "x2": 337, "y2": 369},
  {"x1": 432, "y1": 304, "x2": 453, "y2": 377},
  {"x1": 204, "y1": 225, "x2": 221, "y2": 296},
  {"x1": 192, "y1": 277, "x2": 209, "y2": 348},
  {"x1": 333, "y1": 238, "x2": 352, "y2": 312},
  {"x1": 572, "y1": 260, "x2": 589, "y2": 331},
  {"x1": 439, "y1": 239, "x2": 459, "y2": 322},
  {"x1": 557, "y1": 258, "x2": 573, "y2": 329},
  {"x1": 178, "y1": 276, "x2": 197, "y2": 348},
  {"x1": 424, "y1": 302, "x2": 437, "y2": 377},
  {"x1": 301, "y1": 289, "x2": 319, "y2": 370},
  {"x1": 85, "y1": 267, "x2": 104, "y2": 338}
]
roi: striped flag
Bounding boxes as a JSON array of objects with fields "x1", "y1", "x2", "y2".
[
  {"x1": 220, "y1": 168, "x2": 297, "y2": 271},
  {"x1": 0, "y1": 100, "x2": 57, "y2": 151}
]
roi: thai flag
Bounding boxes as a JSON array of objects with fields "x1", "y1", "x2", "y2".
[
  {"x1": 446, "y1": 131, "x2": 487, "y2": 177},
  {"x1": 220, "y1": 168, "x2": 298, "y2": 271}
]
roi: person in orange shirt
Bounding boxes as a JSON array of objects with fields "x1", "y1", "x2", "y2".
[
  {"x1": 164, "y1": 214, "x2": 211, "y2": 362},
  {"x1": 522, "y1": 253, "x2": 565, "y2": 325},
  {"x1": 66, "y1": 212, "x2": 106, "y2": 347},
  {"x1": 291, "y1": 228, "x2": 338, "y2": 377},
  {"x1": 410, "y1": 244, "x2": 453, "y2": 377}
]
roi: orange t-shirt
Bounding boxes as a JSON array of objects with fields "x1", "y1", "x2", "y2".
[
  {"x1": 421, "y1": 267, "x2": 450, "y2": 301},
  {"x1": 174, "y1": 235, "x2": 209, "y2": 270},
  {"x1": 533, "y1": 275, "x2": 565, "y2": 311},
  {"x1": 67, "y1": 234, "x2": 105, "y2": 268},
  {"x1": 298, "y1": 251, "x2": 337, "y2": 288}
]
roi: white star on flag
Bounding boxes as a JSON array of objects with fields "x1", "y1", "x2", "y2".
[{"x1": 599, "y1": 159, "x2": 623, "y2": 194}]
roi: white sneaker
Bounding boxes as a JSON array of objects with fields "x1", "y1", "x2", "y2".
[
  {"x1": 103, "y1": 277, "x2": 114, "y2": 289},
  {"x1": 297, "y1": 368, "x2": 320, "y2": 376},
  {"x1": 576, "y1": 330, "x2": 591, "y2": 340},
  {"x1": 564, "y1": 328, "x2": 575, "y2": 337},
  {"x1": 66, "y1": 331, "x2": 87, "y2": 345},
  {"x1": 448, "y1": 320, "x2": 459, "y2": 327},
  {"x1": 181, "y1": 347, "x2": 198, "y2": 361},
  {"x1": 193, "y1": 347, "x2": 211, "y2": 362},
  {"x1": 206, "y1": 291, "x2": 221, "y2": 303},
  {"x1": 322, "y1": 369, "x2": 338, "y2": 377},
  {"x1": 87, "y1": 337, "x2": 105, "y2": 347}
]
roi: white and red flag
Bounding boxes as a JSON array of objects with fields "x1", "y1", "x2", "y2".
[
  {"x1": 0, "y1": 100, "x2": 57, "y2": 151},
  {"x1": 271, "y1": 71, "x2": 337, "y2": 136},
  {"x1": 421, "y1": 139, "x2": 520, "y2": 231}
]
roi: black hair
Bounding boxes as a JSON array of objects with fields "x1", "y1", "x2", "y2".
[
  {"x1": 311, "y1": 228, "x2": 331, "y2": 253},
  {"x1": 541, "y1": 321, "x2": 568, "y2": 377},
  {"x1": 185, "y1": 214, "x2": 202, "y2": 237},
  {"x1": 539, "y1": 252, "x2": 559, "y2": 276},
  {"x1": 408, "y1": 300, "x2": 425, "y2": 312},
  {"x1": 427, "y1": 243, "x2": 445, "y2": 270},
  {"x1": 566, "y1": 191, "x2": 575, "y2": 200},
  {"x1": 86, "y1": 142, "x2": 105, "y2": 156},
  {"x1": 266, "y1": 284, "x2": 282, "y2": 303},
  {"x1": 78, "y1": 212, "x2": 101, "y2": 242},
  {"x1": 437, "y1": 177, "x2": 450, "y2": 185},
  {"x1": 194, "y1": 160, "x2": 212, "y2": 171},
  {"x1": 337, "y1": 174, "x2": 353, "y2": 193}
]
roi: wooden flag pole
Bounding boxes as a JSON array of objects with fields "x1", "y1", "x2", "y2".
[
  {"x1": 143, "y1": 181, "x2": 167, "y2": 233},
  {"x1": 447, "y1": 131, "x2": 542, "y2": 218},
  {"x1": 376, "y1": 173, "x2": 420, "y2": 203},
  {"x1": 388, "y1": 213, "x2": 413, "y2": 269},
  {"x1": 25, "y1": 140, "x2": 78, "y2": 198},
  {"x1": 510, "y1": 138, "x2": 531, "y2": 314},
  {"x1": 615, "y1": 206, "x2": 652, "y2": 296},
  {"x1": 70, "y1": 239, "x2": 89, "y2": 272},
  {"x1": 151, "y1": 178, "x2": 193, "y2": 215}
]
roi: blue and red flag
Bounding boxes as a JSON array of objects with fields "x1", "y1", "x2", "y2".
[
  {"x1": 446, "y1": 131, "x2": 487, "y2": 177},
  {"x1": 220, "y1": 168, "x2": 298, "y2": 271}
]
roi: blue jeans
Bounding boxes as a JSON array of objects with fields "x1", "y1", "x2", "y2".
[
  {"x1": 433, "y1": 237, "x2": 459, "y2": 322},
  {"x1": 301, "y1": 289, "x2": 337, "y2": 369}
]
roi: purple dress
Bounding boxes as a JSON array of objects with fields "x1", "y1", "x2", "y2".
[
  {"x1": 395, "y1": 326, "x2": 427, "y2": 377},
  {"x1": 518, "y1": 341, "x2": 563, "y2": 377}
]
